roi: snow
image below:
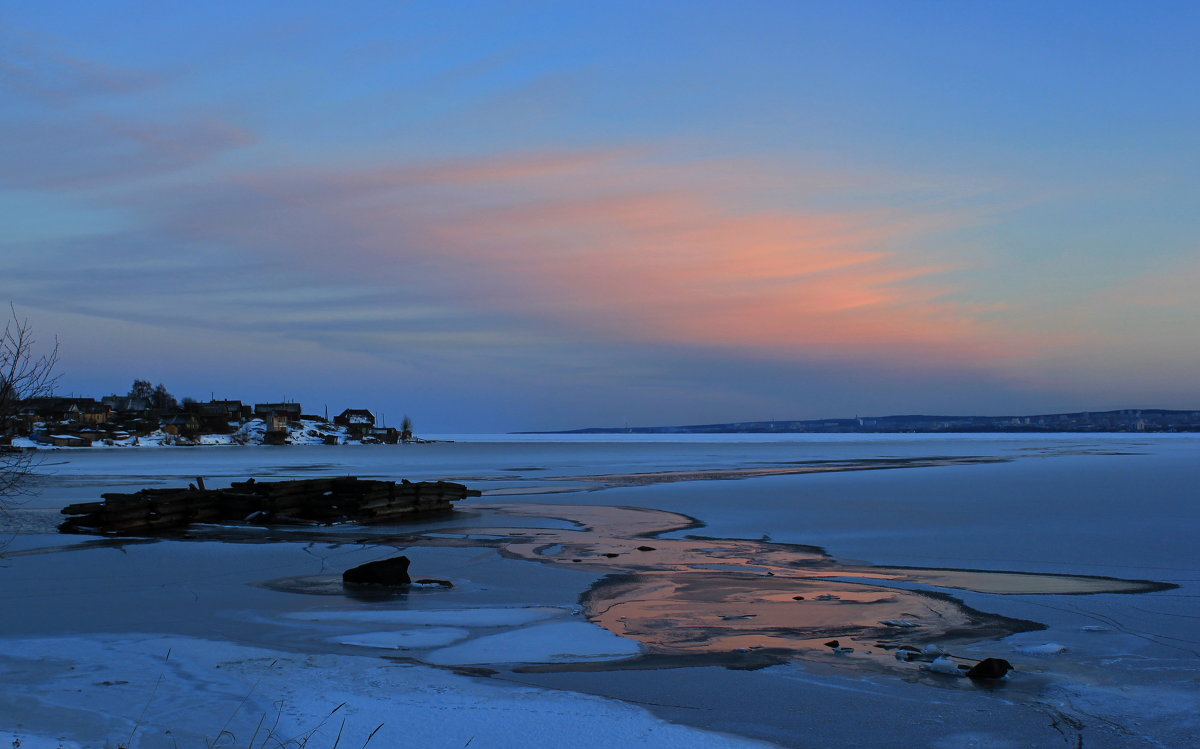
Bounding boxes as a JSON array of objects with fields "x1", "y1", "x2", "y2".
[
  {"x1": 0, "y1": 635, "x2": 767, "y2": 749},
  {"x1": 1015, "y1": 642, "x2": 1069, "y2": 656},
  {"x1": 920, "y1": 656, "x2": 965, "y2": 676},
  {"x1": 12, "y1": 418, "x2": 359, "y2": 449}
]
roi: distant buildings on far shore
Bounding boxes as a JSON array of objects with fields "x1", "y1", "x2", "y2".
[{"x1": 0, "y1": 394, "x2": 416, "y2": 448}]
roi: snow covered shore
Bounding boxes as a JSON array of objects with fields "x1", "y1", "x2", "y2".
[
  {"x1": 1, "y1": 633, "x2": 767, "y2": 749},
  {"x1": 6, "y1": 418, "x2": 427, "y2": 449}
]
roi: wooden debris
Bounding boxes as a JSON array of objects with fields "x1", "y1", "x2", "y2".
[{"x1": 58, "y1": 476, "x2": 481, "y2": 535}]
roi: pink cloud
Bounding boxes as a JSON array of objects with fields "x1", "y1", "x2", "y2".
[
  {"x1": 146, "y1": 148, "x2": 1023, "y2": 368},
  {"x1": 0, "y1": 27, "x2": 158, "y2": 106}
]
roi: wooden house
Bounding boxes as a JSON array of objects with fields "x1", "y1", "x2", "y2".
[
  {"x1": 78, "y1": 405, "x2": 111, "y2": 425},
  {"x1": 187, "y1": 400, "x2": 246, "y2": 433},
  {"x1": 335, "y1": 409, "x2": 376, "y2": 439},
  {"x1": 255, "y1": 402, "x2": 302, "y2": 420},
  {"x1": 160, "y1": 413, "x2": 201, "y2": 435},
  {"x1": 205, "y1": 400, "x2": 250, "y2": 421},
  {"x1": 334, "y1": 409, "x2": 376, "y2": 426},
  {"x1": 20, "y1": 397, "x2": 81, "y2": 422},
  {"x1": 369, "y1": 426, "x2": 401, "y2": 444},
  {"x1": 254, "y1": 403, "x2": 299, "y2": 429},
  {"x1": 102, "y1": 395, "x2": 151, "y2": 414}
]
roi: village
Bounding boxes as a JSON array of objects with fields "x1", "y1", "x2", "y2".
[{"x1": 0, "y1": 380, "x2": 415, "y2": 448}]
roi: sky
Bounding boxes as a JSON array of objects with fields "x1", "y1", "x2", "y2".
[{"x1": 2, "y1": 1, "x2": 1198, "y2": 431}]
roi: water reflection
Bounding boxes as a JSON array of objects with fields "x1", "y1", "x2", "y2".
[{"x1": 429, "y1": 503, "x2": 1173, "y2": 669}]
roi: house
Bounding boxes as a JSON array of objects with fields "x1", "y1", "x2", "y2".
[
  {"x1": 369, "y1": 426, "x2": 400, "y2": 444},
  {"x1": 253, "y1": 402, "x2": 301, "y2": 434},
  {"x1": 334, "y1": 409, "x2": 376, "y2": 439},
  {"x1": 20, "y1": 397, "x2": 83, "y2": 422},
  {"x1": 264, "y1": 412, "x2": 290, "y2": 432},
  {"x1": 78, "y1": 405, "x2": 112, "y2": 425},
  {"x1": 255, "y1": 402, "x2": 301, "y2": 419},
  {"x1": 187, "y1": 400, "x2": 247, "y2": 433},
  {"x1": 206, "y1": 400, "x2": 250, "y2": 421},
  {"x1": 49, "y1": 434, "x2": 92, "y2": 447},
  {"x1": 334, "y1": 409, "x2": 375, "y2": 427},
  {"x1": 254, "y1": 402, "x2": 301, "y2": 425},
  {"x1": 122, "y1": 418, "x2": 158, "y2": 437},
  {"x1": 160, "y1": 414, "x2": 201, "y2": 435},
  {"x1": 102, "y1": 395, "x2": 151, "y2": 414}
]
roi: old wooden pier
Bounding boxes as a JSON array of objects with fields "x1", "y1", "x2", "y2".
[{"x1": 59, "y1": 476, "x2": 480, "y2": 535}]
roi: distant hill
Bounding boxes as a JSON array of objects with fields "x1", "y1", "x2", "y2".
[{"x1": 523, "y1": 409, "x2": 1200, "y2": 434}]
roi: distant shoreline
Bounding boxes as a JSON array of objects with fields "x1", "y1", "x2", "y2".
[{"x1": 520, "y1": 408, "x2": 1200, "y2": 435}]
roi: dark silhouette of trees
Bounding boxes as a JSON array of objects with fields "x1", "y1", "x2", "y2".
[
  {"x1": 1, "y1": 305, "x2": 60, "y2": 502},
  {"x1": 151, "y1": 383, "x2": 176, "y2": 410},
  {"x1": 128, "y1": 379, "x2": 176, "y2": 409}
]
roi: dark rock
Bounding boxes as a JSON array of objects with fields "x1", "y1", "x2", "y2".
[
  {"x1": 343, "y1": 555, "x2": 411, "y2": 586},
  {"x1": 636, "y1": 546, "x2": 656, "y2": 551},
  {"x1": 792, "y1": 596, "x2": 805, "y2": 600},
  {"x1": 965, "y1": 657, "x2": 1013, "y2": 680},
  {"x1": 824, "y1": 640, "x2": 839, "y2": 649},
  {"x1": 602, "y1": 552, "x2": 620, "y2": 558}
]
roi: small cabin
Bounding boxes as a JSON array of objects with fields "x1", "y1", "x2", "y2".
[
  {"x1": 334, "y1": 409, "x2": 376, "y2": 427},
  {"x1": 255, "y1": 402, "x2": 302, "y2": 420},
  {"x1": 370, "y1": 426, "x2": 400, "y2": 444},
  {"x1": 160, "y1": 414, "x2": 201, "y2": 435},
  {"x1": 255, "y1": 403, "x2": 301, "y2": 434},
  {"x1": 101, "y1": 395, "x2": 151, "y2": 415},
  {"x1": 78, "y1": 406, "x2": 111, "y2": 425}
]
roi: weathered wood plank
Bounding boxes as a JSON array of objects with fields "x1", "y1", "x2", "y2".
[{"x1": 58, "y1": 476, "x2": 477, "y2": 535}]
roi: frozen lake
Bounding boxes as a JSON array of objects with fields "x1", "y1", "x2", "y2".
[{"x1": 2, "y1": 434, "x2": 1197, "y2": 747}]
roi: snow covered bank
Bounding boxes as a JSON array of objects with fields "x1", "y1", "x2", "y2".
[
  {"x1": 0, "y1": 635, "x2": 771, "y2": 749},
  {"x1": 8, "y1": 418, "x2": 432, "y2": 449}
]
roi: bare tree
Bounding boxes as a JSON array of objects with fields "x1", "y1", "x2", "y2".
[{"x1": 1, "y1": 305, "x2": 60, "y2": 501}]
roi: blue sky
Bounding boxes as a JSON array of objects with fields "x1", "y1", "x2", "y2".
[{"x1": 3, "y1": 1, "x2": 1198, "y2": 430}]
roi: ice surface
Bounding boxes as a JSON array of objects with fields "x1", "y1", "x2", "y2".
[
  {"x1": 289, "y1": 606, "x2": 569, "y2": 627},
  {"x1": 335, "y1": 627, "x2": 469, "y2": 649},
  {"x1": 4, "y1": 433, "x2": 1197, "y2": 748},
  {"x1": 1, "y1": 735, "x2": 85, "y2": 749},
  {"x1": 427, "y1": 622, "x2": 642, "y2": 665}
]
